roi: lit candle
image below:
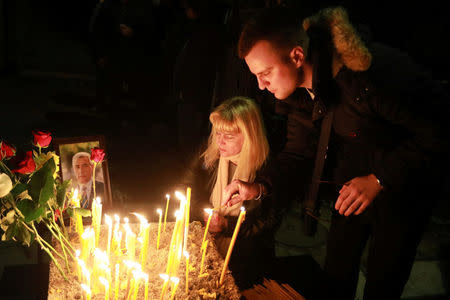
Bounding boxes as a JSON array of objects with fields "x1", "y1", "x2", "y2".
[
  {"x1": 105, "y1": 214, "x2": 112, "y2": 258},
  {"x1": 81, "y1": 227, "x2": 94, "y2": 261},
  {"x1": 124, "y1": 221, "x2": 136, "y2": 261},
  {"x1": 184, "y1": 251, "x2": 189, "y2": 294},
  {"x1": 165, "y1": 210, "x2": 181, "y2": 275},
  {"x1": 93, "y1": 197, "x2": 102, "y2": 247},
  {"x1": 113, "y1": 230, "x2": 123, "y2": 257},
  {"x1": 156, "y1": 209, "x2": 162, "y2": 250},
  {"x1": 219, "y1": 206, "x2": 246, "y2": 286},
  {"x1": 159, "y1": 273, "x2": 169, "y2": 300},
  {"x1": 132, "y1": 270, "x2": 140, "y2": 300},
  {"x1": 75, "y1": 249, "x2": 82, "y2": 281},
  {"x1": 201, "y1": 208, "x2": 213, "y2": 247},
  {"x1": 114, "y1": 264, "x2": 119, "y2": 300},
  {"x1": 81, "y1": 283, "x2": 91, "y2": 300},
  {"x1": 143, "y1": 273, "x2": 149, "y2": 300},
  {"x1": 169, "y1": 277, "x2": 180, "y2": 300},
  {"x1": 163, "y1": 194, "x2": 170, "y2": 232},
  {"x1": 199, "y1": 240, "x2": 208, "y2": 275},
  {"x1": 137, "y1": 217, "x2": 150, "y2": 268},
  {"x1": 81, "y1": 260, "x2": 90, "y2": 287},
  {"x1": 99, "y1": 276, "x2": 109, "y2": 300},
  {"x1": 184, "y1": 187, "x2": 191, "y2": 254},
  {"x1": 72, "y1": 189, "x2": 84, "y2": 239}
]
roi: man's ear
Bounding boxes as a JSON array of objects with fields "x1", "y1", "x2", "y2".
[{"x1": 290, "y1": 46, "x2": 304, "y2": 68}]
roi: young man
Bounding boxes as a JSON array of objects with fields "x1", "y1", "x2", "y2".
[{"x1": 223, "y1": 6, "x2": 450, "y2": 299}]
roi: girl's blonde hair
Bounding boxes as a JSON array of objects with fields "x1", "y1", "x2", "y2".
[{"x1": 202, "y1": 96, "x2": 269, "y2": 180}]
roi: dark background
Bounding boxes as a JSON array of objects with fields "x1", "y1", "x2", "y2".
[{"x1": 1, "y1": 0, "x2": 448, "y2": 206}]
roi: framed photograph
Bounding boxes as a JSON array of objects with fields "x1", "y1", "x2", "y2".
[{"x1": 52, "y1": 135, "x2": 112, "y2": 208}]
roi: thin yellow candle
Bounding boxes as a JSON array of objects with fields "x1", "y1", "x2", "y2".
[
  {"x1": 72, "y1": 189, "x2": 84, "y2": 238},
  {"x1": 81, "y1": 283, "x2": 91, "y2": 300},
  {"x1": 114, "y1": 264, "x2": 119, "y2": 300},
  {"x1": 201, "y1": 208, "x2": 213, "y2": 247},
  {"x1": 93, "y1": 197, "x2": 102, "y2": 247},
  {"x1": 163, "y1": 194, "x2": 170, "y2": 232},
  {"x1": 219, "y1": 206, "x2": 246, "y2": 286},
  {"x1": 169, "y1": 277, "x2": 180, "y2": 300},
  {"x1": 165, "y1": 210, "x2": 182, "y2": 274},
  {"x1": 125, "y1": 222, "x2": 136, "y2": 261},
  {"x1": 81, "y1": 227, "x2": 94, "y2": 261},
  {"x1": 156, "y1": 209, "x2": 162, "y2": 250},
  {"x1": 159, "y1": 274, "x2": 169, "y2": 300},
  {"x1": 113, "y1": 230, "x2": 123, "y2": 257},
  {"x1": 199, "y1": 240, "x2": 208, "y2": 275},
  {"x1": 139, "y1": 220, "x2": 150, "y2": 268},
  {"x1": 105, "y1": 214, "x2": 112, "y2": 258},
  {"x1": 81, "y1": 261, "x2": 90, "y2": 287},
  {"x1": 75, "y1": 249, "x2": 82, "y2": 281},
  {"x1": 184, "y1": 187, "x2": 191, "y2": 254},
  {"x1": 126, "y1": 277, "x2": 135, "y2": 300},
  {"x1": 143, "y1": 273, "x2": 149, "y2": 300},
  {"x1": 99, "y1": 276, "x2": 109, "y2": 300},
  {"x1": 132, "y1": 270, "x2": 140, "y2": 300},
  {"x1": 184, "y1": 251, "x2": 189, "y2": 293},
  {"x1": 123, "y1": 217, "x2": 129, "y2": 246}
]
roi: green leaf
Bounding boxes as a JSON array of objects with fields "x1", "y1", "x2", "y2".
[
  {"x1": 11, "y1": 183, "x2": 28, "y2": 197},
  {"x1": 74, "y1": 207, "x2": 91, "y2": 217},
  {"x1": 5, "y1": 220, "x2": 18, "y2": 240},
  {"x1": 28, "y1": 158, "x2": 56, "y2": 206},
  {"x1": 66, "y1": 207, "x2": 74, "y2": 218},
  {"x1": 16, "y1": 199, "x2": 45, "y2": 223},
  {"x1": 56, "y1": 179, "x2": 71, "y2": 208},
  {"x1": 17, "y1": 225, "x2": 32, "y2": 246}
]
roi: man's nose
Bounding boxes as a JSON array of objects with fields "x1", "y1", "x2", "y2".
[{"x1": 257, "y1": 77, "x2": 268, "y2": 90}]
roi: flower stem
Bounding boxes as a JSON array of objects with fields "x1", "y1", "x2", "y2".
[
  {"x1": 92, "y1": 162, "x2": 97, "y2": 201},
  {"x1": 30, "y1": 222, "x2": 68, "y2": 281}
]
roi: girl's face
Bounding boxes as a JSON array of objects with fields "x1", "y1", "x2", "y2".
[{"x1": 215, "y1": 130, "x2": 244, "y2": 157}]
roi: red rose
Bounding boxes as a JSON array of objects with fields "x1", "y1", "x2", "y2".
[
  {"x1": 90, "y1": 147, "x2": 105, "y2": 163},
  {"x1": 32, "y1": 130, "x2": 52, "y2": 148},
  {"x1": 12, "y1": 151, "x2": 36, "y2": 174},
  {"x1": 54, "y1": 209, "x2": 61, "y2": 222},
  {"x1": 0, "y1": 141, "x2": 16, "y2": 160}
]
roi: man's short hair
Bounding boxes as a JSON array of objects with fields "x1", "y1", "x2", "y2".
[
  {"x1": 72, "y1": 152, "x2": 92, "y2": 168},
  {"x1": 238, "y1": 7, "x2": 309, "y2": 59}
]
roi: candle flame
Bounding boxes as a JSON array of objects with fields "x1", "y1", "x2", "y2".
[
  {"x1": 132, "y1": 212, "x2": 148, "y2": 224},
  {"x1": 170, "y1": 277, "x2": 180, "y2": 284},
  {"x1": 183, "y1": 251, "x2": 189, "y2": 258},
  {"x1": 95, "y1": 196, "x2": 102, "y2": 205},
  {"x1": 99, "y1": 276, "x2": 109, "y2": 288},
  {"x1": 114, "y1": 214, "x2": 120, "y2": 223},
  {"x1": 204, "y1": 208, "x2": 213, "y2": 215},
  {"x1": 75, "y1": 249, "x2": 80, "y2": 257},
  {"x1": 105, "y1": 214, "x2": 112, "y2": 225},
  {"x1": 166, "y1": 194, "x2": 170, "y2": 200},
  {"x1": 81, "y1": 227, "x2": 94, "y2": 239},
  {"x1": 157, "y1": 208, "x2": 162, "y2": 215},
  {"x1": 80, "y1": 283, "x2": 91, "y2": 294},
  {"x1": 240, "y1": 206, "x2": 246, "y2": 212},
  {"x1": 159, "y1": 273, "x2": 169, "y2": 281},
  {"x1": 175, "y1": 191, "x2": 186, "y2": 201},
  {"x1": 174, "y1": 210, "x2": 182, "y2": 219},
  {"x1": 81, "y1": 265, "x2": 90, "y2": 280}
]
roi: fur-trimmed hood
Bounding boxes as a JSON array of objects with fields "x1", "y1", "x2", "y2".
[{"x1": 303, "y1": 6, "x2": 372, "y2": 77}]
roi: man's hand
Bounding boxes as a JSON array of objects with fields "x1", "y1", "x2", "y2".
[
  {"x1": 205, "y1": 212, "x2": 227, "y2": 233},
  {"x1": 335, "y1": 174, "x2": 383, "y2": 216},
  {"x1": 222, "y1": 179, "x2": 261, "y2": 207},
  {"x1": 119, "y1": 24, "x2": 133, "y2": 37}
]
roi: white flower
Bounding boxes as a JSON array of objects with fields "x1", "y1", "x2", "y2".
[{"x1": 0, "y1": 173, "x2": 13, "y2": 198}]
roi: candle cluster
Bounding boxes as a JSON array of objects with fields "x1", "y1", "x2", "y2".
[{"x1": 70, "y1": 186, "x2": 246, "y2": 299}]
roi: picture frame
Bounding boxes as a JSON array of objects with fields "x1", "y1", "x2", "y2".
[{"x1": 52, "y1": 135, "x2": 112, "y2": 208}]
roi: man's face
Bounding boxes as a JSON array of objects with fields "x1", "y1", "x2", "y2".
[
  {"x1": 74, "y1": 156, "x2": 93, "y2": 184},
  {"x1": 245, "y1": 40, "x2": 302, "y2": 100}
]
